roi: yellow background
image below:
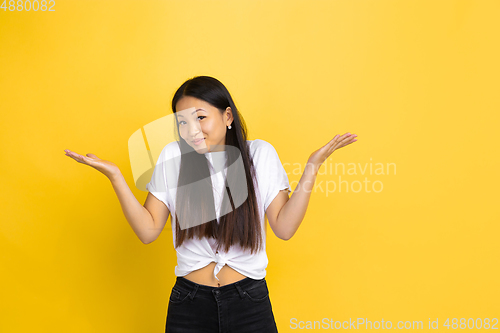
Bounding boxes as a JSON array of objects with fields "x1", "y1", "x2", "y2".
[{"x1": 1, "y1": 0, "x2": 499, "y2": 332}]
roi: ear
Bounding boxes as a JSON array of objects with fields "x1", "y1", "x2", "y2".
[{"x1": 225, "y1": 107, "x2": 234, "y2": 125}]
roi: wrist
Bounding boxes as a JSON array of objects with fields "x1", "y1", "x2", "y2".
[
  {"x1": 305, "y1": 161, "x2": 321, "y2": 176},
  {"x1": 108, "y1": 170, "x2": 124, "y2": 183}
]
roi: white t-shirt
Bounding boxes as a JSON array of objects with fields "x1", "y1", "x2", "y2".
[{"x1": 146, "y1": 139, "x2": 291, "y2": 281}]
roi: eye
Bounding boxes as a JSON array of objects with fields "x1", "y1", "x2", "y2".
[{"x1": 179, "y1": 116, "x2": 205, "y2": 125}]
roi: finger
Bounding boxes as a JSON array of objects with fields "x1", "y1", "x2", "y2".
[
  {"x1": 64, "y1": 150, "x2": 78, "y2": 158},
  {"x1": 337, "y1": 133, "x2": 350, "y2": 139},
  {"x1": 327, "y1": 134, "x2": 340, "y2": 145},
  {"x1": 65, "y1": 150, "x2": 81, "y2": 159},
  {"x1": 331, "y1": 135, "x2": 355, "y2": 150},
  {"x1": 328, "y1": 133, "x2": 355, "y2": 149},
  {"x1": 64, "y1": 149, "x2": 80, "y2": 156},
  {"x1": 86, "y1": 153, "x2": 99, "y2": 159},
  {"x1": 65, "y1": 150, "x2": 89, "y2": 164},
  {"x1": 331, "y1": 133, "x2": 351, "y2": 142},
  {"x1": 337, "y1": 138, "x2": 358, "y2": 150},
  {"x1": 75, "y1": 153, "x2": 87, "y2": 163},
  {"x1": 340, "y1": 133, "x2": 356, "y2": 143},
  {"x1": 345, "y1": 139, "x2": 357, "y2": 146}
]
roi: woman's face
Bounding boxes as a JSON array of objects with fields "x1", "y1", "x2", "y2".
[{"x1": 176, "y1": 96, "x2": 233, "y2": 153}]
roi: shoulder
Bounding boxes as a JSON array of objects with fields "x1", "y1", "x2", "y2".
[
  {"x1": 246, "y1": 139, "x2": 283, "y2": 171},
  {"x1": 158, "y1": 140, "x2": 181, "y2": 161},
  {"x1": 247, "y1": 139, "x2": 276, "y2": 156}
]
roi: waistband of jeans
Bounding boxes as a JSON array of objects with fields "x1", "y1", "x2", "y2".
[{"x1": 175, "y1": 275, "x2": 265, "y2": 293}]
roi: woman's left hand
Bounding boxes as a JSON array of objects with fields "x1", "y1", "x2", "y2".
[{"x1": 307, "y1": 132, "x2": 358, "y2": 169}]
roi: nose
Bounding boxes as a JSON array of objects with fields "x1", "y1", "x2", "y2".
[{"x1": 188, "y1": 121, "x2": 202, "y2": 138}]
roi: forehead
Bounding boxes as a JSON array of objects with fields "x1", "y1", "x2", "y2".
[
  {"x1": 176, "y1": 107, "x2": 204, "y2": 118},
  {"x1": 176, "y1": 96, "x2": 214, "y2": 112}
]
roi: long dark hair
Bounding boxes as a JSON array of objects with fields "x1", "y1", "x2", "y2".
[{"x1": 171, "y1": 76, "x2": 263, "y2": 254}]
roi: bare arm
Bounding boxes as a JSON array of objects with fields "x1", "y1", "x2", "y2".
[
  {"x1": 266, "y1": 132, "x2": 357, "y2": 240},
  {"x1": 65, "y1": 149, "x2": 170, "y2": 244},
  {"x1": 266, "y1": 163, "x2": 317, "y2": 240},
  {"x1": 110, "y1": 173, "x2": 170, "y2": 244}
]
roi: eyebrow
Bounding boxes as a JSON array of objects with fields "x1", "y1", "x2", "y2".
[{"x1": 177, "y1": 108, "x2": 206, "y2": 118}]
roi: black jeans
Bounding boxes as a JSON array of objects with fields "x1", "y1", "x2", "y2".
[{"x1": 165, "y1": 276, "x2": 279, "y2": 332}]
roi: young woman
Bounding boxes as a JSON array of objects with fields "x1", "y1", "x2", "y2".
[{"x1": 64, "y1": 76, "x2": 358, "y2": 332}]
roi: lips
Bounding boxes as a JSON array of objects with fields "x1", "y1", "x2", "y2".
[{"x1": 192, "y1": 138, "x2": 205, "y2": 144}]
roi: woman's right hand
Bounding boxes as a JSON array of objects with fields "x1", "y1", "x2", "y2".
[{"x1": 64, "y1": 149, "x2": 121, "y2": 180}]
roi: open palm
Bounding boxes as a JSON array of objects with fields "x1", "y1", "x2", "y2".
[
  {"x1": 308, "y1": 132, "x2": 358, "y2": 167},
  {"x1": 64, "y1": 149, "x2": 121, "y2": 180}
]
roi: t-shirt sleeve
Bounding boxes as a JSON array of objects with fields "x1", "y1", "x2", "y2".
[
  {"x1": 145, "y1": 145, "x2": 172, "y2": 211},
  {"x1": 258, "y1": 141, "x2": 292, "y2": 211}
]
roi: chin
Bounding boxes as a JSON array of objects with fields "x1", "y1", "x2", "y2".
[{"x1": 193, "y1": 145, "x2": 209, "y2": 153}]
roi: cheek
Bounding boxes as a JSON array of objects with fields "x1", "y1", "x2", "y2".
[{"x1": 201, "y1": 122, "x2": 214, "y2": 134}]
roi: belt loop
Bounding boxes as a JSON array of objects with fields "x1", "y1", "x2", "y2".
[
  {"x1": 235, "y1": 282, "x2": 246, "y2": 299},
  {"x1": 189, "y1": 284, "x2": 199, "y2": 299}
]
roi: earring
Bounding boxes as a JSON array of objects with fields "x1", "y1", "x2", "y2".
[{"x1": 228, "y1": 125, "x2": 232, "y2": 129}]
